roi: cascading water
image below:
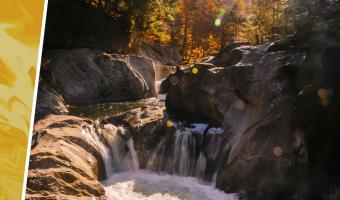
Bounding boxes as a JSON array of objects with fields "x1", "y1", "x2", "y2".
[
  {"x1": 147, "y1": 123, "x2": 227, "y2": 182},
  {"x1": 195, "y1": 152, "x2": 207, "y2": 179},
  {"x1": 99, "y1": 123, "x2": 237, "y2": 200},
  {"x1": 126, "y1": 137, "x2": 140, "y2": 171},
  {"x1": 80, "y1": 123, "x2": 114, "y2": 177},
  {"x1": 102, "y1": 124, "x2": 140, "y2": 176}
]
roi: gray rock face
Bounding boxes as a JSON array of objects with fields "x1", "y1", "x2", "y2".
[
  {"x1": 209, "y1": 41, "x2": 250, "y2": 67},
  {"x1": 138, "y1": 43, "x2": 182, "y2": 67},
  {"x1": 43, "y1": 49, "x2": 156, "y2": 105},
  {"x1": 138, "y1": 43, "x2": 182, "y2": 79},
  {"x1": 165, "y1": 44, "x2": 308, "y2": 194},
  {"x1": 35, "y1": 79, "x2": 69, "y2": 121}
]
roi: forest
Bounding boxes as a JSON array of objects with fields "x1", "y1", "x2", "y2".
[
  {"x1": 26, "y1": 0, "x2": 340, "y2": 199},
  {"x1": 89, "y1": 0, "x2": 340, "y2": 63}
]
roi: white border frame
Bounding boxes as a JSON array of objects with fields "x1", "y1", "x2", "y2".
[{"x1": 21, "y1": 0, "x2": 49, "y2": 199}]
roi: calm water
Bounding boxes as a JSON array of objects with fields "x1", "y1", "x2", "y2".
[{"x1": 69, "y1": 97, "x2": 164, "y2": 120}]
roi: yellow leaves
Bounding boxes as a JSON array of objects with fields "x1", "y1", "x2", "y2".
[
  {"x1": 206, "y1": 34, "x2": 220, "y2": 55},
  {"x1": 184, "y1": 47, "x2": 204, "y2": 64},
  {"x1": 237, "y1": 0, "x2": 248, "y2": 13}
]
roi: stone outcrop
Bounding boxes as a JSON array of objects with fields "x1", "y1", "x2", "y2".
[
  {"x1": 164, "y1": 43, "x2": 309, "y2": 195},
  {"x1": 138, "y1": 43, "x2": 182, "y2": 79},
  {"x1": 104, "y1": 99, "x2": 167, "y2": 168},
  {"x1": 209, "y1": 41, "x2": 250, "y2": 67},
  {"x1": 42, "y1": 49, "x2": 156, "y2": 105},
  {"x1": 138, "y1": 43, "x2": 182, "y2": 68},
  {"x1": 26, "y1": 115, "x2": 107, "y2": 199},
  {"x1": 34, "y1": 79, "x2": 69, "y2": 121}
]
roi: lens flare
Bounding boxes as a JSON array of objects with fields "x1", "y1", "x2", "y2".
[
  {"x1": 273, "y1": 146, "x2": 283, "y2": 157},
  {"x1": 166, "y1": 120, "x2": 174, "y2": 127},
  {"x1": 214, "y1": 18, "x2": 222, "y2": 27},
  {"x1": 192, "y1": 67, "x2": 199, "y2": 74},
  {"x1": 317, "y1": 88, "x2": 332, "y2": 106}
]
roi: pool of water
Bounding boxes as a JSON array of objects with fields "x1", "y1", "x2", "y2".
[{"x1": 69, "y1": 97, "x2": 164, "y2": 120}]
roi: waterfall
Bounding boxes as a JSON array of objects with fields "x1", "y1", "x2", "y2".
[
  {"x1": 80, "y1": 124, "x2": 114, "y2": 178},
  {"x1": 147, "y1": 123, "x2": 226, "y2": 181},
  {"x1": 97, "y1": 123, "x2": 237, "y2": 200},
  {"x1": 195, "y1": 152, "x2": 207, "y2": 179},
  {"x1": 125, "y1": 137, "x2": 140, "y2": 171},
  {"x1": 101, "y1": 124, "x2": 140, "y2": 179},
  {"x1": 173, "y1": 128, "x2": 196, "y2": 176}
]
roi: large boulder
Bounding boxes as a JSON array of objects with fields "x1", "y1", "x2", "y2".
[
  {"x1": 42, "y1": 48, "x2": 156, "y2": 105},
  {"x1": 209, "y1": 41, "x2": 250, "y2": 67},
  {"x1": 138, "y1": 43, "x2": 182, "y2": 79},
  {"x1": 26, "y1": 115, "x2": 107, "y2": 199},
  {"x1": 294, "y1": 38, "x2": 340, "y2": 198},
  {"x1": 165, "y1": 44, "x2": 309, "y2": 195}
]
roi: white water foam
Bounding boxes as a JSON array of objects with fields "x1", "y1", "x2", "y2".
[
  {"x1": 100, "y1": 123, "x2": 236, "y2": 200},
  {"x1": 103, "y1": 170, "x2": 238, "y2": 200}
]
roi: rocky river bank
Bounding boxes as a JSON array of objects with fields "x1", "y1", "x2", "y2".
[
  {"x1": 26, "y1": 30, "x2": 340, "y2": 200},
  {"x1": 24, "y1": 1, "x2": 340, "y2": 199}
]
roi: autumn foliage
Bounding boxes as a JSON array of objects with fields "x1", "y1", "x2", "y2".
[{"x1": 89, "y1": 0, "x2": 340, "y2": 64}]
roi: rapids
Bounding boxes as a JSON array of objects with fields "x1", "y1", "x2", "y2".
[
  {"x1": 100, "y1": 123, "x2": 237, "y2": 200},
  {"x1": 103, "y1": 170, "x2": 238, "y2": 200}
]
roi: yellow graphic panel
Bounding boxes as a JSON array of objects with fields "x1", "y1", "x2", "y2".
[{"x1": 0, "y1": 0, "x2": 45, "y2": 199}]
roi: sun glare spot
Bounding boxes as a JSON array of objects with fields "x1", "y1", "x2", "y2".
[
  {"x1": 317, "y1": 88, "x2": 332, "y2": 106},
  {"x1": 166, "y1": 120, "x2": 174, "y2": 127},
  {"x1": 214, "y1": 18, "x2": 222, "y2": 27},
  {"x1": 273, "y1": 146, "x2": 283, "y2": 157},
  {"x1": 192, "y1": 67, "x2": 199, "y2": 74}
]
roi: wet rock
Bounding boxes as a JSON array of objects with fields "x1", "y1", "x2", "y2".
[
  {"x1": 42, "y1": 49, "x2": 156, "y2": 105},
  {"x1": 26, "y1": 115, "x2": 107, "y2": 199},
  {"x1": 165, "y1": 44, "x2": 309, "y2": 195},
  {"x1": 104, "y1": 100, "x2": 167, "y2": 168}
]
